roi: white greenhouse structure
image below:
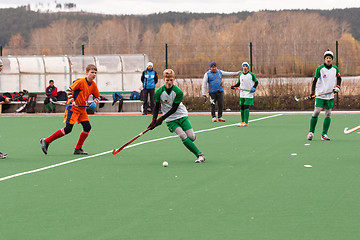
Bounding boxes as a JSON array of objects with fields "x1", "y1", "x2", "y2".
[{"x1": 0, "y1": 54, "x2": 148, "y2": 93}]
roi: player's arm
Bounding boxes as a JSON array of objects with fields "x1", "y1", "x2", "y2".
[
  {"x1": 141, "y1": 71, "x2": 145, "y2": 84},
  {"x1": 53, "y1": 87, "x2": 58, "y2": 97},
  {"x1": 149, "y1": 103, "x2": 180, "y2": 130},
  {"x1": 250, "y1": 73, "x2": 258, "y2": 93},
  {"x1": 201, "y1": 73, "x2": 208, "y2": 97},
  {"x1": 148, "y1": 91, "x2": 161, "y2": 129},
  {"x1": 88, "y1": 88, "x2": 101, "y2": 110},
  {"x1": 66, "y1": 81, "x2": 81, "y2": 106},
  {"x1": 311, "y1": 78, "x2": 318, "y2": 97},
  {"x1": 220, "y1": 70, "x2": 241, "y2": 76},
  {"x1": 333, "y1": 67, "x2": 342, "y2": 93},
  {"x1": 231, "y1": 81, "x2": 240, "y2": 89},
  {"x1": 154, "y1": 71, "x2": 158, "y2": 85}
]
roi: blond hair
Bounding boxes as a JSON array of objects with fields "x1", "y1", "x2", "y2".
[{"x1": 163, "y1": 69, "x2": 175, "y2": 79}]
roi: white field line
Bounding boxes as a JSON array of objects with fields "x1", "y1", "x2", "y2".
[{"x1": 0, "y1": 114, "x2": 282, "y2": 182}]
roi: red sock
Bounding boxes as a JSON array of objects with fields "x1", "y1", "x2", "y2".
[
  {"x1": 75, "y1": 131, "x2": 89, "y2": 150},
  {"x1": 45, "y1": 129, "x2": 65, "y2": 143}
]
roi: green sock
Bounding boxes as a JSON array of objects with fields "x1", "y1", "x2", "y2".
[
  {"x1": 309, "y1": 116, "x2": 318, "y2": 133},
  {"x1": 52, "y1": 103, "x2": 56, "y2": 111},
  {"x1": 45, "y1": 103, "x2": 52, "y2": 111},
  {"x1": 244, "y1": 108, "x2": 250, "y2": 123},
  {"x1": 182, "y1": 138, "x2": 201, "y2": 157},
  {"x1": 240, "y1": 109, "x2": 245, "y2": 122},
  {"x1": 322, "y1": 117, "x2": 331, "y2": 135}
]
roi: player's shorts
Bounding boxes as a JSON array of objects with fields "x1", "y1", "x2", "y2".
[
  {"x1": 64, "y1": 107, "x2": 89, "y2": 124},
  {"x1": 315, "y1": 98, "x2": 334, "y2": 109},
  {"x1": 166, "y1": 116, "x2": 192, "y2": 133},
  {"x1": 240, "y1": 98, "x2": 254, "y2": 106}
]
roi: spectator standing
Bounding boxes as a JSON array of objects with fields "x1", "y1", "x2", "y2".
[{"x1": 141, "y1": 62, "x2": 158, "y2": 115}]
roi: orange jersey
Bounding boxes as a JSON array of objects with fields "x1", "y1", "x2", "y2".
[{"x1": 67, "y1": 78, "x2": 100, "y2": 113}]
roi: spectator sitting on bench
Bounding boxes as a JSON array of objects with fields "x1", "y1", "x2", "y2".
[{"x1": 44, "y1": 80, "x2": 58, "y2": 113}]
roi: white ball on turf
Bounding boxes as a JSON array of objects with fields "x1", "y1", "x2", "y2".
[{"x1": 163, "y1": 161, "x2": 168, "y2": 167}]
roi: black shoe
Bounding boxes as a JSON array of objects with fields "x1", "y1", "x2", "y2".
[
  {"x1": 74, "y1": 148, "x2": 88, "y2": 155},
  {"x1": 40, "y1": 138, "x2": 49, "y2": 155},
  {"x1": 142, "y1": 112, "x2": 147, "y2": 115}
]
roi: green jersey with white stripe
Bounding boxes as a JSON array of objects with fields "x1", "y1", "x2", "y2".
[
  {"x1": 314, "y1": 64, "x2": 340, "y2": 100},
  {"x1": 154, "y1": 85, "x2": 188, "y2": 122}
]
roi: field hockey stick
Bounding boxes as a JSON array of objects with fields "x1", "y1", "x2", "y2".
[
  {"x1": 49, "y1": 98, "x2": 89, "y2": 108},
  {"x1": 227, "y1": 86, "x2": 250, "y2": 91},
  {"x1": 344, "y1": 125, "x2": 360, "y2": 134},
  {"x1": 0, "y1": 90, "x2": 28, "y2": 104},
  {"x1": 294, "y1": 91, "x2": 334, "y2": 102},
  {"x1": 113, "y1": 127, "x2": 151, "y2": 155}
]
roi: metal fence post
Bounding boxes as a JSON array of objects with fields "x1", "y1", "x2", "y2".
[
  {"x1": 165, "y1": 43, "x2": 168, "y2": 69},
  {"x1": 82, "y1": 44, "x2": 85, "y2": 55},
  {"x1": 250, "y1": 42, "x2": 253, "y2": 72}
]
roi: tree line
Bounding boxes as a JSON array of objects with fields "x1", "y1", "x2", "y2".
[{"x1": 1, "y1": 7, "x2": 360, "y2": 77}]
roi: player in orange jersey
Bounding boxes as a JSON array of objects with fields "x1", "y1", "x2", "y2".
[{"x1": 40, "y1": 64, "x2": 100, "y2": 155}]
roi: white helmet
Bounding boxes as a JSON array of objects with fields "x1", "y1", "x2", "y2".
[{"x1": 324, "y1": 50, "x2": 334, "y2": 59}]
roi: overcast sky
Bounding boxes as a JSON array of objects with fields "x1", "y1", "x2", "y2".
[{"x1": 0, "y1": 0, "x2": 359, "y2": 15}]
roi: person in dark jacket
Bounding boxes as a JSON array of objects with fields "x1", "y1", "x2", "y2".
[
  {"x1": 44, "y1": 80, "x2": 58, "y2": 113},
  {"x1": 141, "y1": 62, "x2": 158, "y2": 115}
]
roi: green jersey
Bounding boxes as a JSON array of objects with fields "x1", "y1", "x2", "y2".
[
  {"x1": 154, "y1": 85, "x2": 188, "y2": 122},
  {"x1": 314, "y1": 64, "x2": 340, "y2": 100}
]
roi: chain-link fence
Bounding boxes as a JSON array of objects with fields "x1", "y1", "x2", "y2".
[{"x1": 3, "y1": 40, "x2": 358, "y2": 78}]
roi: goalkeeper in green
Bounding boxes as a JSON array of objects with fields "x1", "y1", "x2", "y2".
[
  {"x1": 148, "y1": 69, "x2": 205, "y2": 163},
  {"x1": 307, "y1": 49, "x2": 341, "y2": 141}
]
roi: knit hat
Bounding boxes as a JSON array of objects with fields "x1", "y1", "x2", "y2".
[
  {"x1": 147, "y1": 62, "x2": 153, "y2": 67},
  {"x1": 324, "y1": 50, "x2": 334, "y2": 59},
  {"x1": 242, "y1": 62, "x2": 250, "y2": 68},
  {"x1": 210, "y1": 62, "x2": 217, "y2": 67},
  {"x1": 0, "y1": 59, "x2": 3, "y2": 66}
]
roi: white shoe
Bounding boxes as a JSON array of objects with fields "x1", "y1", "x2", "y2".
[
  {"x1": 307, "y1": 132, "x2": 314, "y2": 140},
  {"x1": 195, "y1": 154, "x2": 206, "y2": 163},
  {"x1": 321, "y1": 134, "x2": 330, "y2": 141},
  {"x1": 212, "y1": 117, "x2": 217, "y2": 122}
]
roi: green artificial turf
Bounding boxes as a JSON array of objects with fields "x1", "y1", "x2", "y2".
[{"x1": 0, "y1": 113, "x2": 359, "y2": 240}]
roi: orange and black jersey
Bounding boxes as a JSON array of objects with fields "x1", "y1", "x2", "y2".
[{"x1": 66, "y1": 78, "x2": 100, "y2": 112}]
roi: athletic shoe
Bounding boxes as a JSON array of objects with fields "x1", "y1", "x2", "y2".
[
  {"x1": 74, "y1": 148, "x2": 88, "y2": 155},
  {"x1": 195, "y1": 154, "x2": 206, "y2": 163},
  {"x1": 307, "y1": 132, "x2": 314, "y2": 141},
  {"x1": 40, "y1": 138, "x2": 49, "y2": 155},
  {"x1": 0, "y1": 152, "x2": 8, "y2": 159},
  {"x1": 237, "y1": 122, "x2": 248, "y2": 127},
  {"x1": 212, "y1": 117, "x2": 217, "y2": 122},
  {"x1": 321, "y1": 134, "x2": 330, "y2": 141},
  {"x1": 218, "y1": 118, "x2": 226, "y2": 122}
]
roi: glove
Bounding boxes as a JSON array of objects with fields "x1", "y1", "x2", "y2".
[
  {"x1": 148, "y1": 118, "x2": 156, "y2": 130},
  {"x1": 250, "y1": 87, "x2": 256, "y2": 93},
  {"x1": 230, "y1": 86, "x2": 235, "y2": 89},
  {"x1": 333, "y1": 86, "x2": 340, "y2": 93},
  {"x1": 89, "y1": 102, "x2": 97, "y2": 110},
  {"x1": 155, "y1": 117, "x2": 163, "y2": 127},
  {"x1": 310, "y1": 91, "x2": 315, "y2": 99},
  {"x1": 220, "y1": 82, "x2": 224, "y2": 87},
  {"x1": 148, "y1": 117, "x2": 163, "y2": 130}
]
